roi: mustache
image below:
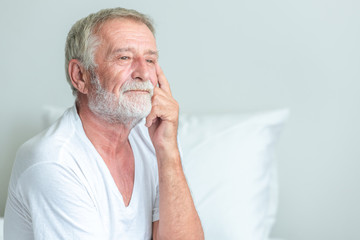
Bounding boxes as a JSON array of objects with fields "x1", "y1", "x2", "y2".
[{"x1": 120, "y1": 80, "x2": 154, "y2": 95}]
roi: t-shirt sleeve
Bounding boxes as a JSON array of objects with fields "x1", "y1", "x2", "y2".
[{"x1": 15, "y1": 162, "x2": 105, "y2": 240}]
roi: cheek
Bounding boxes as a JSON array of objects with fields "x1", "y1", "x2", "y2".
[
  {"x1": 98, "y1": 73, "x2": 128, "y2": 95},
  {"x1": 150, "y1": 69, "x2": 158, "y2": 86},
  {"x1": 111, "y1": 68, "x2": 133, "y2": 90},
  {"x1": 151, "y1": 78, "x2": 157, "y2": 87}
]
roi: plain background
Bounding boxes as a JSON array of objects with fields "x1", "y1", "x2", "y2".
[{"x1": 1, "y1": 0, "x2": 359, "y2": 239}]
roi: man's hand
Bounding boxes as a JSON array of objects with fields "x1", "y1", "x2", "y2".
[
  {"x1": 146, "y1": 64, "x2": 204, "y2": 240},
  {"x1": 146, "y1": 63, "x2": 179, "y2": 152}
]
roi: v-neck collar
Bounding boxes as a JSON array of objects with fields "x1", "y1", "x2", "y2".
[{"x1": 71, "y1": 105, "x2": 138, "y2": 210}]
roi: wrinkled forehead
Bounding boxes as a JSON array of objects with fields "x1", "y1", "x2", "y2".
[
  {"x1": 95, "y1": 18, "x2": 157, "y2": 53},
  {"x1": 94, "y1": 18, "x2": 155, "y2": 41}
]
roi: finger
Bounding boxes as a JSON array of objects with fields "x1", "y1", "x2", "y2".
[
  {"x1": 156, "y1": 63, "x2": 172, "y2": 95},
  {"x1": 152, "y1": 88, "x2": 179, "y2": 112},
  {"x1": 146, "y1": 88, "x2": 171, "y2": 128},
  {"x1": 153, "y1": 86, "x2": 170, "y2": 99},
  {"x1": 145, "y1": 105, "x2": 163, "y2": 128},
  {"x1": 145, "y1": 110, "x2": 157, "y2": 128}
]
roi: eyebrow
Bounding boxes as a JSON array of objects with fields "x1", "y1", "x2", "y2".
[
  {"x1": 110, "y1": 47, "x2": 159, "y2": 57},
  {"x1": 145, "y1": 50, "x2": 159, "y2": 57}
]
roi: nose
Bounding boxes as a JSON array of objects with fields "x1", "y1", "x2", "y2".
[{"x1": 131, "y1": 57, "x2": 150, "y2": 81}]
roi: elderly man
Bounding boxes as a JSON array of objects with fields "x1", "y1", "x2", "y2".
[{"x1": 4, "y1": 7, "x2": 203, "y2": 240}]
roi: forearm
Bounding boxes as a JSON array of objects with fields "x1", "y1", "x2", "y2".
[{"x1": 156, "y1": 147, "x2": 204, "y2": 240}]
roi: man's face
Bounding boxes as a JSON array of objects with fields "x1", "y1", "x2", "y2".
[{"x1": 87, "y1": 19, "x2": 158, "y2": 125}]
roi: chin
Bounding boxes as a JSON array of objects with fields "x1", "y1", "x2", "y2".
[{"x1": 114, "y1": 99, "x2": 152, "y2": 127}]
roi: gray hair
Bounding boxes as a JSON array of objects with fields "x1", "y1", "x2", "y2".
[{"x1": 65, "y1": 7, "x2": 155, "y2": 96}]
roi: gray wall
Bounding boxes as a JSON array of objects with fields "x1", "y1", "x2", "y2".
[{"x1": 1, "y1": 0, "x2": 359, "y2": 239}]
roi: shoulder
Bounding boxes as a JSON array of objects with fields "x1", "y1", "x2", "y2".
[{"x1": 9, "y1": 107, "x2": 80, "y2": 189}]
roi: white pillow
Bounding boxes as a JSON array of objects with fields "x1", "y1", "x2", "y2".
[{"x1": 178, "y1": 109, "x2": 289, "y2": 240}]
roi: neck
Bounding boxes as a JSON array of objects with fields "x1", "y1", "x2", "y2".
[{"x1": 76, "y1": 98, "x2": 136, "y2": 160}]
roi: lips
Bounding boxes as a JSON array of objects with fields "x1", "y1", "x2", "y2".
[{"x1": 124, "y1": 89, "x2": 151, "y2": 94}]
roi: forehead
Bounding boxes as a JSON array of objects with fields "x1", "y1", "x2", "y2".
[{"x1": 95, "y1": 18, "x2": 157, "y2": 50}]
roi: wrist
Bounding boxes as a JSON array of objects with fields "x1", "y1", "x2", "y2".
[
  {"x1": 153, "y1": 138, "x2": 178, "y2": 155},
  {"x1": 155, "y1": 146, "x2": 181, "y2": 168}
]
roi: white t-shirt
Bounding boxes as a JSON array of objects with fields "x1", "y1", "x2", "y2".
[{"x1": 4, "y1": 106, "x2": 160, "y2": 240}]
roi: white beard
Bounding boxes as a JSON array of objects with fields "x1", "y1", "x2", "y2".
[{"x1": 88, "y1": 74, "x2": 154, "y2": 128}]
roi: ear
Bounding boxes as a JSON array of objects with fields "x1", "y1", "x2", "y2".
[{"x1": 68, "y1": 59, "x2": 91, "y2": 94}]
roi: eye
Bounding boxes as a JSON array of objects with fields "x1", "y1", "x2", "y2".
[
  {"x1": 119, "y1": 56, "x2": 130, "y2": 60},
  {"x1": 146, "y1": 59, "x2": 155, "y2": 64}
]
